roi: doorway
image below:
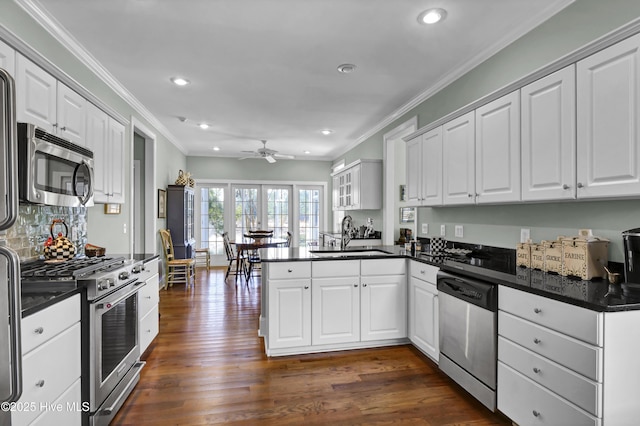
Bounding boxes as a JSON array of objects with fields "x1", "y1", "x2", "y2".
[{"x1": 130, "y1": 118, "x2": 156, "y2": 257}]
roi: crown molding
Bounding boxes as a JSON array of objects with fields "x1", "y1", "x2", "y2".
[{"x1": 14, "y1": 0, "x2": 188, "y2": 154}]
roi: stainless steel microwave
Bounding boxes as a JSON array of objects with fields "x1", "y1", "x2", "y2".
[{"x1": 17, "y1": 123, "x2": 94, "y2": 207}]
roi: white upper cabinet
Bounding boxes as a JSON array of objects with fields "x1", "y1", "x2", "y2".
[
  {"x1": 16, "y1": 54, "x2": 87, "y2": 146},
  {"x1": 577, "y1": 32, "x2": 640, "y2": 199},
  {"x1": 405, "y1": 128, "x2": 443, "y2": 206},
  {"x1": 521, "y1": 65, "x2": 577, "y2": 201},
  {"x1": 443, "y1": 111, "x2": 475, "y2": 205},
  {"x1": 331, "y1": 160, "x2": 381, "y2": 210},
  {"x1": 86, "y1": 103, "x2": 125, "y2": 204},
  {"x1": 16, "y1": 54, "x2": 57, "y2": 133},
  {"x1": 475, "y1": 91, "x2": 521, "y2": 203},
  {"x1": 0, "y1": 40, "x2": 15, "y2": 77}
]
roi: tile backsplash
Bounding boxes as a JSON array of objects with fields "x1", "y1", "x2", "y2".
[{"x1": 3, "y1": 204, "x2": 88, "y2": 261}]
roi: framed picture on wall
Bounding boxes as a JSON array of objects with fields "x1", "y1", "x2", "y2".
[
  {"x1": 400, "y1": 185, "x2": 407, "y2": 202},
  {"x1": 104, "y1": 203, "x2": 121, "y2": 215},
  {"x1": 158, "y1": 189, "x2": 166, "y2": 218},
  {"x1": 400, "y1": 207, "x2": 415, "y2": 223}
]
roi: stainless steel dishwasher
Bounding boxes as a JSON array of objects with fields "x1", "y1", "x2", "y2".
[{"x1": 437, "y1": 270, "x2": 497, "y2": 411}]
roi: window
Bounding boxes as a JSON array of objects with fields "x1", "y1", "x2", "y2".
[
  {"x1": 298, "y1": 186, "x2": 321, "y2": 247},
  {"x1": 199, "y1": 186, "x2": 225, "y2": 254},
  {"x1": 234, "y1": 186, "x2": 259, "y2": 241},
  {"x1": 266, "y1": 187, "x2": 290, "y2": 239}
]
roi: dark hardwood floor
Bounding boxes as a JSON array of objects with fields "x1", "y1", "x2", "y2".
[{"x1": 113, "y1": 267, "x2": 510, "y2": 425}]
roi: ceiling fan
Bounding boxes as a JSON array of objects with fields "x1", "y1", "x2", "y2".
[{"x1": 239, "y1": 140, "x2": 295, "y2": 163}]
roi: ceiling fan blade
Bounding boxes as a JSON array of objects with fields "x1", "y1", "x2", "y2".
[
  {"x1": 238, "y1": 156, "x2": 255, "y2": 161},
  {"x1": 265, "y1": 155, "x2": 276, "y2": 163},
  {"x1": 273, "y1": 153, "x2": 295, "y2": 159}
]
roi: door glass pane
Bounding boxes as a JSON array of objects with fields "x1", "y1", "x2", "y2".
[
  {"x1": 266, "y1": 188, "x2": 289, "y2": 239},
  {"x1": 235, "y1": 187, "x2": 259, "y2": 241},
  {"x1": 299, "y1": 188, "x2": 320, "y2": 247},
  {"x1": 199, "y1": 187, "x2": 224, "y2": 255}
]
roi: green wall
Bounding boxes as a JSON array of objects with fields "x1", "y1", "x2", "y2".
[
  {"x1": 187, "y1": 156, "x2": 331, "y2": 182},
  {"x1": 341, "y1": 0, "x2": 640, "y2": 261},
  {"x1": 0, "y1": 1, "x2": 187, "y2": 254}
]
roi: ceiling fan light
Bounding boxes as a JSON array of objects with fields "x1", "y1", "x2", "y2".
[
  {"x1": 418, "y1": 8, "x2": 447, "y2": 25},
  {"x1": 265, "y1": 155, "x2": 276, "y2": 164}
]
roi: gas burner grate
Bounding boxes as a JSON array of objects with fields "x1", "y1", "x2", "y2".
[{"x1": 21, "y1": 257, "x2": 126, "y2": 279}]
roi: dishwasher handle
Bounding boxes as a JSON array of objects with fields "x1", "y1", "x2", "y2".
[{"x1": 437, "y1": 271, "x2": 497, "y2": 311}]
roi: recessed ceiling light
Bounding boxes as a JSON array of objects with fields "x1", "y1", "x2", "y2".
[
  {"x1": 304, "y1": 150, "x2": 311, "y2": 154},
  {"x1": 170, "y1": 77, "x2": 190, "y2": 86},
  {"x1": 321, "y1": 129, "x2": 333, "y2": 135},
  {"x1": 212, "y1": 147, "x2": 220, "y2": 151},
  {"x1": 337, "y1": 64, "x2": 357, "y2": 74},
  {"x1": 417, "y1": 8, "x2": 447, "y2": 25},
  {"x1": 199, "y1": 123, "x2": 209, "y2": 129}
]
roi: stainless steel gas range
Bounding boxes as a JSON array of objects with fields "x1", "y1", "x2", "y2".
[{"x1": 21, "y1": 256, "x2": 147, "y2": 426}]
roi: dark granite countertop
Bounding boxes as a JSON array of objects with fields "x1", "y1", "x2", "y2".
[
  {"x1": 260, "y1": 245, "x2": 636, "y2": 313},
  {"x1": 21, "y1": 287, "x2": 81, "y2": 318}
]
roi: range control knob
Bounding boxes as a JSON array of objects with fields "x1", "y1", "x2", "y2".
[
  {"x1": 132, "y1": 265, "x2": 144, "y2": 274},
  {"x1": 119, "y1": 271, "x2": 130, "y2": 280}
]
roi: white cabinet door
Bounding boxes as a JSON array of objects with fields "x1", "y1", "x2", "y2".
[
  {"x1": 443, "y1": 111, "x2": 475, "y2": 205},
  {"x1": 422, "y1": 126, "x2": 443, "y2": 206},
  {"x1": 312, "y1": 277, "x2": 360, "y2": 345},
  {"x1": 332, "y1": 175, "x2": 340, "y2": 210},
  {"x1": 350, "y1": 163, "x2": 361, "y2": 209},
  {"x1": 360, "y1": 274, "x2": 407, "y2": 341},
  {"x1": 475, "y1": 91, "x2": 521, "y2": 203},
  {"x1": 522, "y1": 65, "x2": 576, "y2": 201},
  {"x1": 108, "y1": 119, "x2": 125, "y2": 203},
  {"x1": 56, "y1": 82, "x2": 86, "y2": 146},
  {"x1": 405, "y1": 135, "x2": 422, "y2": 204},
  {"x1": 86, "y1": 103, "x2": 109, "y2": 202},
  {"x1": 16, "y1": 54, "x2": 57, "y2": 133},
  {"x1": 268, "y1": 279, "x2": 312, "y2": 349},
  {"x1": 409, "y1": 275, "x2": 439, "y2": 362},
  {"x1": 0, "y1": 40, "x2": 15, "y2": 77},
  {"x1": 577, "y1": 32, "x2": 640, "y2": 199}
]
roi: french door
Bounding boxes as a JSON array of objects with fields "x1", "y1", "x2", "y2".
[{"x1": 232, "y1": 184, "x2": 292, "y2": 242}]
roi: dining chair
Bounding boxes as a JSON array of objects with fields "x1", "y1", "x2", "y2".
[
  {"x1": 159, "y1": 229, "x2": 196, "y2": 288},
  {"x1": 222, "y1": 232, "x2": 247, "y2": 282},
  {"x1": 285, "y1": 231, "x2": 292, "y2": 247}
]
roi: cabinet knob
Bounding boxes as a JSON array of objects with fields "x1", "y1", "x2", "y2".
[
  {"x1": 467, "y1": 193, "x2": 473, "y2": 198},
  {"x1": 34, "y1": 327, "x2": 44, "y2": 335},
  {"x1": 534, "y1": 308, "x2": 542, "y2": 314},
  {"x1": 36, "y1": 380, "x2": 45, "y2": 388},
  {"x1": 304, "y1": 286, "x2": 309, "y2": 290},
  {"x1": 52, "y1": 123, "x2": 58, "y2": 128},
  {"x1": 363, "y1": 283, "x2": 367, "y2": 287},
  {"x1": 533, "y1": 367, "x2": 541, "y2": 374},
  {"x1": 562, "y1": 184, "x2": 570, "y2": 190},
  {"x1": 533, "y1": 338, "x2": 541, "y2": 345},
  {"x1": 60, "y1": 126, "x2": 66, "y2": 131},
  {"x1": 577, "y1": 182, "x2": 584, "y2": 188},
  {"x1": 354, "y1": 284, "x2": 358, "y2": 288},
  {"x1": 420, "y1": 270, "x2": 426, "y2": 275},
  {"x1": 287, "y1": 269, "x2": 293, "y2": 273},
  {"x1": 532, "y1": 410, "x2": 540, "y2": 418}
]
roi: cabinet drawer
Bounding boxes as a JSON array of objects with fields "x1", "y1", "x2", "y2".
[
  {"x1": 140, "y1": 305, "x2": 159, "y2": 354},
  {"x1": 499, "y1": 337, "x2": 601, "y2": 416},
  {"x1": 22, "y1": 294, "x2": 80, "y2": 354},
  {"x1": 312, "y1": 260, "x2": 359, "y2": 277},
  {"x1": 499, "y1": 286, "x2": 602, "y2": 346},
  {"x1": 138, "y1": 258, "x2": 159, "y2": 282},
  {"x1": 498, "y1": 362, "x2": 599, "y2": 426},
  {"x1": 138, "y1": 275, "x2": 159, "y2": 317},
  {"x1": 409, "y1": 261, "x2": 438, "y2": 283},
  {"x1": 15, "y1": 323, "x2": 81, "y2": 426},
  {"x1": 268, "y1": 261, "x2": 311, "y2": 280},
  {"x1": 29, "y1": 378, "x2": 82, "y2": 426},
  {"x1": 361, "y1": 258, "x2": 406, "y2": 276},
  {"x1": 499, "y1": 311, "x2": 601, "y2": 381}
]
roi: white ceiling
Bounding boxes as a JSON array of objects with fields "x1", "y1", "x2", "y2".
[{"x1": 29, "y1": 0, "x2": 572, "y2": 161}]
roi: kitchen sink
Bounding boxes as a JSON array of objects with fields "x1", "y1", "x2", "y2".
[{"x1": 310, "y1": 249, "x2": 394, "y2": 258}]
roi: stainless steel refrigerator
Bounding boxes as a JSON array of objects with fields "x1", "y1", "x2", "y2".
[{"x1": 0, "y1": 67, "x2": 22, "y2": 426}]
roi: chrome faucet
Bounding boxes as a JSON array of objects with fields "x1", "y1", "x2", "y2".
[{"x1": 341, "y1": 215, "x2": 353, "y2": 250}]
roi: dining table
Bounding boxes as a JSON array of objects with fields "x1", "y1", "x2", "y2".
[{"x1": 234, "y1": 237, "x2": 288, "y2": 281}]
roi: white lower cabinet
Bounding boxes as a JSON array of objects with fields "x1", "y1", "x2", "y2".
[
  {"x1": 498, "y1": 286, "x2": 640, "y2": 425},
  {"x1": 265, "y1": 259, "x2": 407, "y2": 355},
  {"x1": 13, "y1": 295, "x2": 81, "y2": 426},
  {"x1": 138, "y1": 258, "x2": 160, "y2": 355},
  {"x1": 408, "y1": 261, "x2": 439, "y2": 362}
]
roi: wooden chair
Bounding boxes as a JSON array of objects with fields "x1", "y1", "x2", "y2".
[
  {"x1": 285, "y1": 231, "x2": 292, "y2": 247},
  {"x1": 195, "y1": 248, "x2": 210, "y2": 270},
  {"x1": 223, "y1": 232, "x2": 247, "y2": 282},
  {"x1": 159, "y1": 229, "x2": 196, "y2": 288}
]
